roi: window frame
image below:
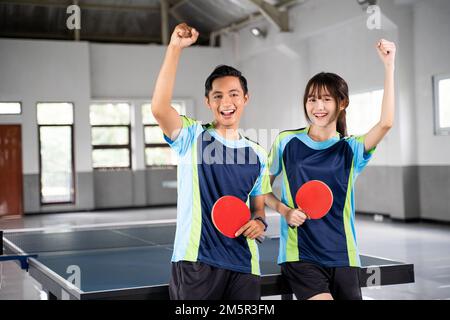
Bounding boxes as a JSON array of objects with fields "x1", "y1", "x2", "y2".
[
  {"x1": 143, "y1": 123, "x2": 174, "y2": 168},
  {"x1": 347, "y1": 88, "x2": 384, "y2": 136},
  {"x1": 143, "y1": 100, "x2": 188, "y2": 168},
  {"x1": 91, "y1": 124, "x2": 132, "y2": 170},
  {"x1": 37, "y1": 102, "x2": 76, "y2": 205},
  {"x1": 90, "y1": 102, "x2": 132, "y2": 170},
  {"x1": 433, "y1": 74, "x2": 450, "y2": 136}
]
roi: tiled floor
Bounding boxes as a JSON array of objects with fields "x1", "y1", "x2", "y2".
[{"x1": 1, "y1": 208, "x2": 449, "y2": 300}]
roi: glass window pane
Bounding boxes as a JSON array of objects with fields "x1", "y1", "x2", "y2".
[
  {"x1": 0, "y1": 102, "x2": 21, "y2": 114},
  {"x1": 144, "y1": 126, "x2": 166, "y2": 144},
  {"x1": 39, "y1": 126, "x2": 73, "y2": 203},
  {"x1": 145, "y1": 147, "x2": 177, "y2": 166},
  {"x1": 142, "y1": 101, "x2": 186, "y2": 125},
  {"x1": 142, "y1": 103, "x2": 156, "y2": 125},
  {"x1": 37, "y1": 103, "x2": 73, "y2": 125},
  {"x1": 90, "y1": 103, "x2": 130, "y2": 125},
  {"x1": 172, "y1": 101, "x2": 186, "y2": 114},
  {"x1": 347, "y1": 90, "x2": 383, "y2": 136},
  {"x1": 92, "y1": 127, "x2": 129, "y2": 145},
  {"x1": 439, "y1": 79, "x2": 450, "y2": 128},
  {"x1": 92, "y1": 149, "x2": 130, "y2": 168}
]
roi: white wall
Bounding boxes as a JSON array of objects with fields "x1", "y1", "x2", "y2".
[
  {"x1": 0, "y1": 38, "x2": 224, "y2": 174},
  {"x1": 90, "y1": 43, "x2": 221, "y2": 113},
  {"x1": 413, "y1": 0, "x2": 450, "y2": 165},
  {"x1": 89, "y1": 43, "x2": 222, "y2": 169},
  {"x1": 221, "y1": 31, "x2": 309, "y2": 136},
  {"x1": 221, "y1": 0, "x2": 404, "y2": 166},
  {"x1": 219, "y1": 0, "x2": 450, "y2": 220},
  {"x1": 381, "y1": 0, "x2": 417, "y2": 167},
  {"x1": 3, "y1": 0, "x2": 447, "y2": 170},
  {"x1": 306, "y1": 15, "x2": 400, "y2": 167},
  {"x1": 1, "y1": 0, "x2": 449, "y2": 218},
  {"x1": 0, "y1": 38, "x2": 91, "y2": 174}
]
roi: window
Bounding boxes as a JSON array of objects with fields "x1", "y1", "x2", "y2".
[
  {"x1": 347, "y1": 89, "x2": 383, "y2": 136},
  {"x1": 0, "y1": 102, "x2": 21, "y2": 115},
  {"x1": 433, "y1": 75, "x2": 450, "y2": 135},
  {"x1": 37, "y1": 103, "x2": 75, "y2": 204},
  {"x1": 90, "y1": 103, "x2": 131, "y2": 169},
  {"x1": 142, "y1": 102, "x2": 186, "y2": 167}
]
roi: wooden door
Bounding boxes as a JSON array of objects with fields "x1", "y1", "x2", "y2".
[{"x1": 0, "y1": 125, "x2": 23, "y2": 217}]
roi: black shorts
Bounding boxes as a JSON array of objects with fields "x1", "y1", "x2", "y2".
[
  {"x1": 169, "y1": 261, "x2": 261, "y2": 300},
  {"x1": 281, "y1": 261, "x2": 362, "y2": 300}
]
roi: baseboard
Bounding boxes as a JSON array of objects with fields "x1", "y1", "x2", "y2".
[
  {"x1": 24, "y1": 203, "x2": 177, "y2": 215},
  {"x1": 356, "y1": 211, "x2": 450, "y2": 225}
]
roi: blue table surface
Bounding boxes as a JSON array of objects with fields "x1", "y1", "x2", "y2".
[{"x1": 3, "y1": 224, "x2": 403, "y2": 293}]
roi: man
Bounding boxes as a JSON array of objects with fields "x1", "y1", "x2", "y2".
[{"x1": 151, "y1": 23, "x2": 272, "y2": 300}]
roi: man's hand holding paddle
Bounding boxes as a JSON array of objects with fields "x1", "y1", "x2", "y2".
[
  {"x1": 235, "y1": 216, "x2": 266, "y2": 242},
  {"x1": 212, "y1": 195, "x2": 266, "y2": 243}
]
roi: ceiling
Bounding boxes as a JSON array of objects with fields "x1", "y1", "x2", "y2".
[{"x1": 0, "y1": 0, "x2": 304, "y2": 46}]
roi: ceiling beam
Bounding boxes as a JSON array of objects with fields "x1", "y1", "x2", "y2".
[
  {"x1": 72, "y1": 0, "x2": 80, "y2": 41},
  {"x1": 209, "y1": 0, "x2": 304, "y2": 45},
  {"x1": 79, "y1": 34, "x2": 161, "y2": 43},
  {"x1": 0, "y1": 0, "x2": 160, "y2": 12},
  {"x1": 247, "y1": 0, "x2": 289, "y2": 32},
  {"x1": 160, "y1": 0, "x2": 169, "y2": 45},
  {"x1": 187, "y1": 0, "x2": 220, "y2": 26},
  {"x1": 167, "y1": 0, "x2": 188, "y2": 12},
  {"x1": 167, "y1": 0, "x2": 189, "y2": 23},
  {"x1": 276, "y1": 0, "x2": 305, "y2": 9},
  {"x1": 0, "y1": 31, "x2": 161, "y2": 43}
]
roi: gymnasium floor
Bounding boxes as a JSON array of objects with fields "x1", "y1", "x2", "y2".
[{"x1": 1, "y1": 208, "x2": 449, "y2": 300}]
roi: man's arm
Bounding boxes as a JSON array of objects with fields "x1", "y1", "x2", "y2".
[
  {"x1": 151, "y1": 23, "x2": 199, "y2": 141},
  {"x1": 235, "y1": 195, "x2": 267, "y2": 240}
]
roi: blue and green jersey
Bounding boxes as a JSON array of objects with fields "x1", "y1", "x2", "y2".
[
  {"x1": 268, "y1": 127, "x2": 375, "y2": 267},
  {"x1": 165, "y1": 116, "x2": 272, "y2": 275}
]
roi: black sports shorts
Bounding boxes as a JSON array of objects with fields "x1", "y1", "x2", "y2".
[
  {"x1": 281, "y1": 260, "x2": 362, "y2": 300},
  {"x1": 169, "y1": 261, "x2": 261, "y2": 300}
]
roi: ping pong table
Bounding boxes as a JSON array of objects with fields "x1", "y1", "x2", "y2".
[{"x1": 1, "y1": 222, "x2": 415, "y2": 300}]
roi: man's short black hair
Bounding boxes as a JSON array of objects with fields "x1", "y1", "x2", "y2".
[{"x1": 204, "y1": 65, "x2": 248, "y2": 97}]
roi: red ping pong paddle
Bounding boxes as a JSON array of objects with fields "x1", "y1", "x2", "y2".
[
  {"x1": 212, "y1": 195, "x2": 264, "y2": 243},
  {"x1": 296, "y1": 180, "x2": 333, "y2": 219},
  {"x1": 289, "y1": 180, "x2": 333, "y2": 228}
]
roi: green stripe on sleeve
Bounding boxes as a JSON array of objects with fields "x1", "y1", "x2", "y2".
[{"x1": 181, "y1": 116, "x2": 198, "y2": 129}]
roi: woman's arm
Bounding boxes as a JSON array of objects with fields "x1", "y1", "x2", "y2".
[
  {"x1": 364, "y1": 39, "x2": 397, "y2": 152},
  {"x1": 265, "y1": 176, "x2": 307, "y2": 227}
]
